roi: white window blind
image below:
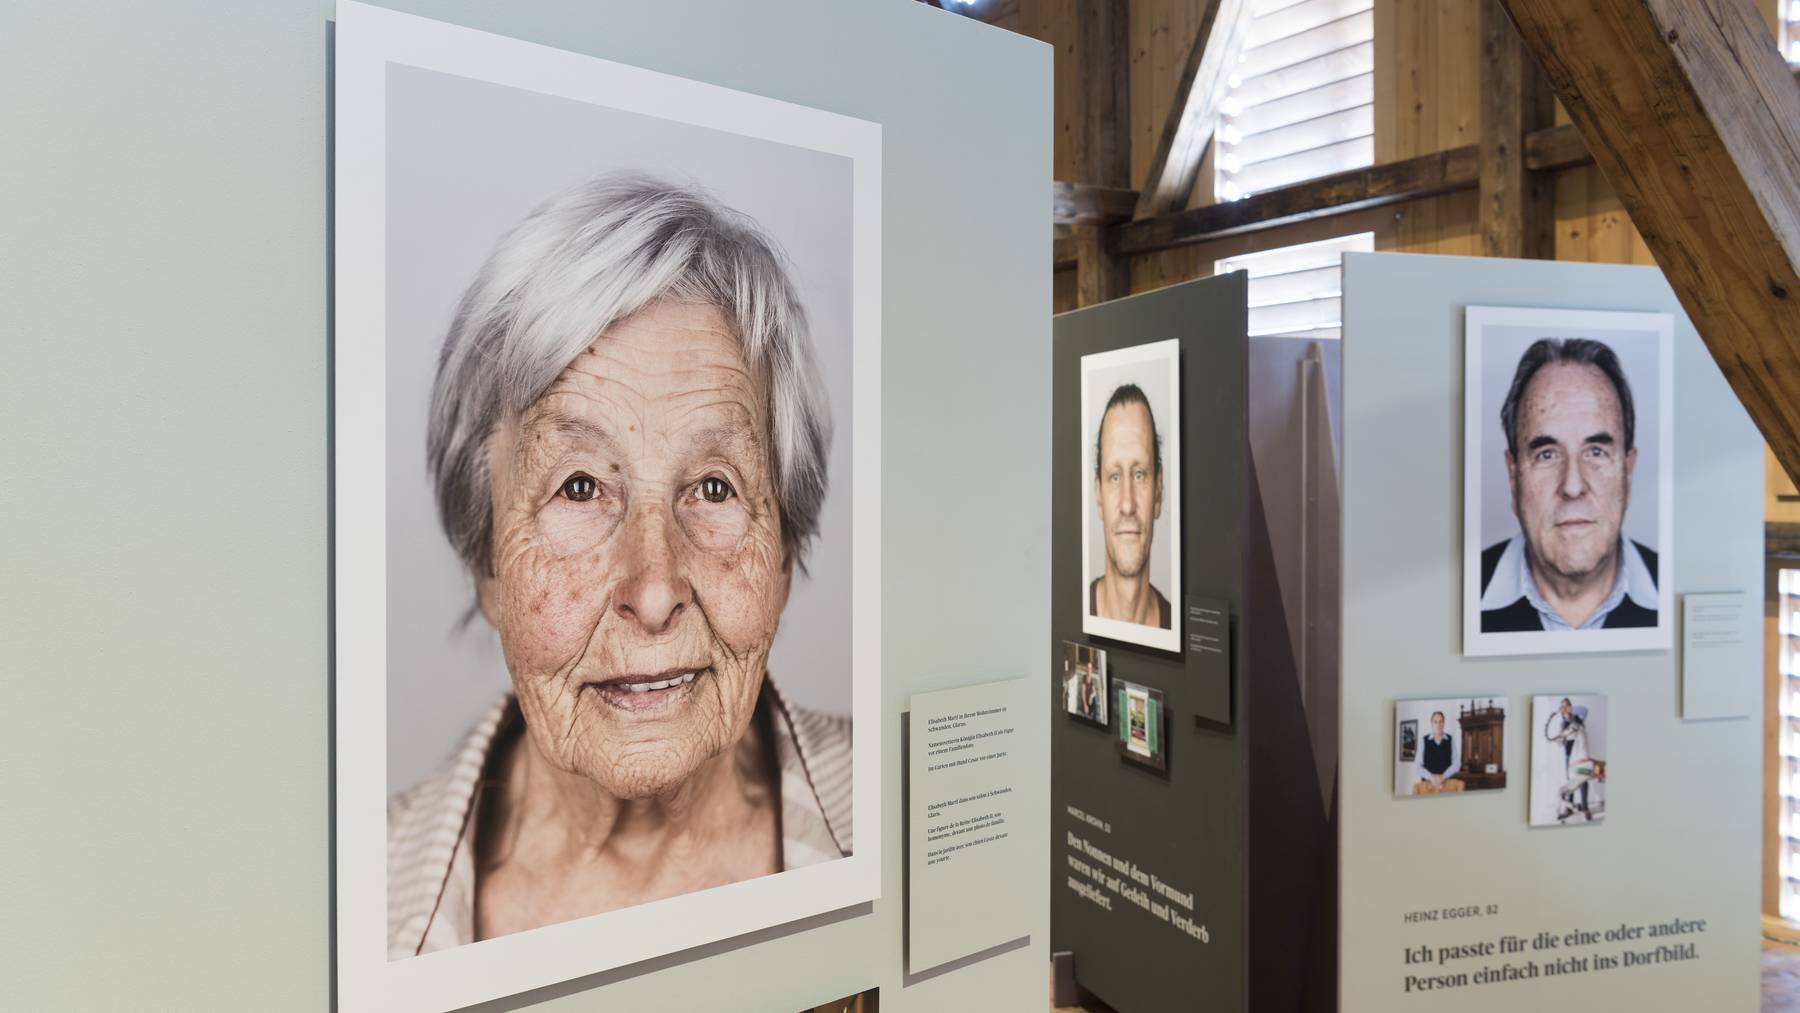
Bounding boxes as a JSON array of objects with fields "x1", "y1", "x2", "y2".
[
  {"x1": 1786, "y1": 1, "x2": 1800, "y2": 63},
  {"x1": 1216, "y1": 232, "x2": 1373, "y2": 339},
  {"x1": 1217, "y1": 0, "x2": 1375, "y2": 201}
]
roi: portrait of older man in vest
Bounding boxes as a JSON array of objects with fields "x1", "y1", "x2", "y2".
[{"x1": 1478, "y1": 338, "x2": 1658, "y2": 633}]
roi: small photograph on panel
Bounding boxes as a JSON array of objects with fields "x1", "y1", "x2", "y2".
[
  {"x1": 1060, "y1": 640, "x2": 1109, "y2": 727},
  {"x1": 1398, "y1": 718, "x2": 1418, "y2": 763},
  {"x1": 1463, "y1": 307, "x2": 1674, "y2": 657},
  {"x1": 1081, "y1": 339, "x2": 1182, "y2": 654},
  {"x1": 1531, "y1": 695, "x2": 1607, "y2": 827},
  {"x1": 1392, "y1": 698, "x2": 1507, "y2": 798},
  {"x1": 1116, "y1": 680, "x2": 1167, "y2": 772}
]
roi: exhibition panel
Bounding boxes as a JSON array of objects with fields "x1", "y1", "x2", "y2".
[
  {"x1": 1050, "y1": 277, "x2": 1345, "y2": 1011},
  {"x1": 1052, "y1": 276, "x2": 1251, "y2": 1011},
  {"x1": 2, "y1": 1, "x2": 1049, "y2": 1011},
  {"x1": 1339, "y1": 253, "x2": 1764, "y2": 1011},
  {"x1": 1242, "y1": 334, "x2": 1344, "y2": 1013}
]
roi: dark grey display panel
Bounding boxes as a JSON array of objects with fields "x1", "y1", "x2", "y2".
[{"x1": 1050, "y1": 273, "x2": 1341, "y2": 1012}]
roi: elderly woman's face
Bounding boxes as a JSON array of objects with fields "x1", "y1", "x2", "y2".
[{"x1": 482, "y1": 299, "x2": 790, "y2": 799}]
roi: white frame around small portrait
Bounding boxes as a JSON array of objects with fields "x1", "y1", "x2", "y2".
[
  {"x1": 1080, "y1": 338, "x2": 1184, "y2": 654},
  {"x1": 1461, "y1": 305, "x2": 1674, "y2": 657},
  {"x1": 331, "y1": 4, "x2": 881, "y2": 1011}
]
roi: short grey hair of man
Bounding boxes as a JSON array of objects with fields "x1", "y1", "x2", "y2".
[{"x1": 427, "y1": 173, "x2": 832, "y2": 578}]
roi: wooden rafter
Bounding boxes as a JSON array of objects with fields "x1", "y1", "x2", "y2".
[
  {"x1": 1049, "y1": 69, "x2": 1793, "y2": 264},
  {"x1": 1497, "y1": 0, "x2": 1800, "y2": 480},
  {"x1": 1133, "y1": 0, "x2": 1252, "y2": 220},
  {"x1": 1478, "y1": 0, "x2": 1554, "y2": 258},
  {"x1": 1073, "y1": 0, "x2": 1130, "y2": 305},
  {"x1": 1522, "y1": 123, "x2": 1591, "y2": 173},
  {"x1": 1116, "y1": 146, "x2": 1481, "y2": 255},
  {"x1": 1052, "y1": 181, "x2": 1138, "y2": 226}
]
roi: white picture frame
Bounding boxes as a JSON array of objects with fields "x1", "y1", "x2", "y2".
[
  {"x1": 1461, "y1": 306, "x2": 1674, "y2": 656},
  {"x1": 332, "y1": 4, "x2": 882, "y2": 1011},
  {"x1": 1080, "y1": 339, "x2": 1183, "y2": 653}
]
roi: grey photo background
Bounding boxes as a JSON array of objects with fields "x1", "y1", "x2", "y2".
[
  {"x1": 386, "y1": 64, "x2": 854, "y2": 793},
  {"x1": 1342, "y1": 253, "x2": 1761, "y2": 1011},
  {"x1": 1081, "y1": 351, "x2": 1175, "y2": 614},
  {"x1": 1529, "y1": 694, "x2": 1607, "y2": 827},
  {"x1": 1473, "y1": 321, "x2": 1664, "y2": 552},
  {"x1": 6, "y1": 1, "x2": 1049, "y2": 1010}
]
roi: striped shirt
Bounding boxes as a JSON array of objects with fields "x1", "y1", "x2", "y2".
[{"x1": 386, "y1": 681, "x2": 853, "y2": 958}]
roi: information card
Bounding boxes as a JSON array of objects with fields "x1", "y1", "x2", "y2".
[
  {"x1": 907, "y1": 677, "x2": 1030, "y2": 972},
  {"x1": 1680, "y1": 591, "x2": 1755, "y2": 720}
]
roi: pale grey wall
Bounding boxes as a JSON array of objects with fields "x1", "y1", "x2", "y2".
[
  {"x1": 1340, "y1": 253, "x2": 1762, "y2": 1011},
  {"x1": 0, "y1": 2, "x2": 1050, "y2": 1010}
]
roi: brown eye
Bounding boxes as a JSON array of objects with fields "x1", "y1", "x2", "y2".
[
  {"x1": 698, "y1": 476, "x2": 734, "y2": 504},
  {"x1": 561, "y1": 474, "x2": 598, "y2": 502}
]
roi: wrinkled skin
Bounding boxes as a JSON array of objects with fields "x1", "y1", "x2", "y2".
[
  {"x1": 471, "y1": 299, "x2": 789, "y2": 936},
  {"x1": 482, "y1": 299, "x2": 791, "y2": 799},
  {"x1": 1505, "y1": 361, "x2": 1635, "y2": 626}
]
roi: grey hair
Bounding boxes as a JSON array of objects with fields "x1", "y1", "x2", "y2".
[
  {"x1": 426, "y1": 173, "x2": 832, "y2": 577},
  {"x1": 1499, "y1": 337, "x2": 1635, "y2": 457}
]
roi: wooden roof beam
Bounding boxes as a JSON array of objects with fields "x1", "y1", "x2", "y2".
[
  {"x1": 1133, "y1": 0, "x2": 1252, "y2": 220},
  {"x1": 1116, "y1": 146, "x2": 1481, "y2": 256},
  {"x1": 1479, "y1": 0, "x2": 1555, "y2": 258},
  {"x1": 1496, "y1": 0, "x2": 1800, "y2": 481},
  {"x1": 1073, "y1": 0, "x2": 1131, "y2": 305},
  {"x1": 1527, "y1": 67, "x2": 1800, "y2": 174},
  {"x1": 1052, "y1": 181, "x2": 1139, "y2": 226}
]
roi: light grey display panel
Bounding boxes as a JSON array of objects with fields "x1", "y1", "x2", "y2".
[
  {"x1": 0, "y1": 2, "x2": 1049, "y2": 1011},
  {"x1": 1339, "y1": 252, "x2": 1762, "y2": 1011}
]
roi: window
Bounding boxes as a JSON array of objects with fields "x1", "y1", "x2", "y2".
[
  {"x1": 1786, "y1": 1, "x2": 1800, "y2": 63},
  {"x1": 1216, "y1": 232, "x2": 1373, "y2": 339},
  {"x1": 1216, "y1": 0, "x2": 1375, "y2": 202},
  {"x1": 1778, "y1": 569, "x2": 1800, "y2": 919}
]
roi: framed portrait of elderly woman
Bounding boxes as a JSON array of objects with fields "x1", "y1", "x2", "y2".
[
  {"x1": 332, "y1": 4, "x2": 880, "y2": 1011},
  {"x1": 1080, "y1": 339, "x2": 1184, "y2": 654},
  {"x1": 1461, "y1": 306, "x2": 1674, "y2": 657}
]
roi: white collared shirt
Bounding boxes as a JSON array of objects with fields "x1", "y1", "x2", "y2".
[
  {"x1": 385, "y1": 682, "x2": 852, "y2": 958},
  {"x1": 1479, "y1": 533, "x2": 1657, "y2": 631}
]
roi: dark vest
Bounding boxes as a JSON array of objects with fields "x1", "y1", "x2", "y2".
[
  {"x1": 1478, "y1": 540, "x2": 1659, "y2": 633},
  {"x1": 1421, "y1": 734, "x2": 1454, "y2": 776}
]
